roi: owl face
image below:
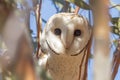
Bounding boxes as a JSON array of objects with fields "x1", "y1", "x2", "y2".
[{"x1": 40, "y1": 13, "x2": 91, "y2": 56}]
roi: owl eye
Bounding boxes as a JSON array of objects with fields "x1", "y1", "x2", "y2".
[
  {"x1": 54, "y1": 28, "x2": 61, "y2": 35},
  {"x1": 74, "y1": 29, "x2": 81, "y2": 36}
]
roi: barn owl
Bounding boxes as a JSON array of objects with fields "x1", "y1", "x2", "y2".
[{"x1": 39, "y1": 13, "x2": 91, "y2": 80}]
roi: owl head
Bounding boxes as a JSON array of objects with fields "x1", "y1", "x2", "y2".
[{"x1": 40, "y1": 13, "x2": 91, "y2": 56}]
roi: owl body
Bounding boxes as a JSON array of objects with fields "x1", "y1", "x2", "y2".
[
  {"x1": 40, "y1": 13, "x2": 91, "y2": 80},
  {"x1": 47, "y1": 52, "x2": 85, "y2": 80}
]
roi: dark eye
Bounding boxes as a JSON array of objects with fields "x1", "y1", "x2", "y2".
[
  {"x1": 54, "y1": 28, "x2": 61, "y2": 35},
  {"x1": 74, "y1": 29, "x2": 81, "y2": 36}
]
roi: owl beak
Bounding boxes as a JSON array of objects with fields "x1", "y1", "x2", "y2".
[
  {"x1": 61, "y1": 32, "x2": 74, "y2": 50},
  {"x1": 62, "y1": 36, "x2": 73, "y2": 49},
  {"x1": 66, "y1": 40, "x2": 73, "y2": 49}
]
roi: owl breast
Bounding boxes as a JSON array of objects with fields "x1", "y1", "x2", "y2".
[{"x1": 47, "y1": 54, "x2": 84, "y2": 80}]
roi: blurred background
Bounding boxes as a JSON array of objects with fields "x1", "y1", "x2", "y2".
[{"x1": 0, "y1": 0, "x2": 120, "y2": 80}]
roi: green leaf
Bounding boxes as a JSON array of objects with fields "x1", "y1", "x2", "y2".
[
  {"x1": 66, "y1": 0, "x2": 91, "y2": 10},
  {"x1": 118, "y1": 18, "x2": 120, "y2": 28},
  {"x1": 52, "y1": 0, "x2": 64, "y2": 10},
  {"x1": 111, "y1": 17, "x2": 119, "y2": 25},
  {"x1": 111, "y1": 26, "x2": 120, "y2": 36},
  {"x1": 111, "y1": 17, "x2": 120, "y2": 36},
  {"x1": 113, "y1": 39, "x2": 118, "y2": 47},
  {"x1": 52, "y1": 0, "x2": 64, "y2": 5}
]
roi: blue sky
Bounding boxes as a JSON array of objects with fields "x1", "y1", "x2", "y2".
[{"x1": 30, "y1": 0, "x2": 120, "y2": 80}]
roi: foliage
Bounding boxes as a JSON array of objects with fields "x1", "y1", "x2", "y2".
[
  {"x1": 110, "y1": 1, "x2": 120, "y2": 36},
  {"x1": 52, "y1": 0, "x2": 90, "y2": 12},
  {"x1": 111, "y1": 17, "x2": 120, "y2": 36},
  {"x1": 53, "y1": 0, "x2": 64, "y2": 5},
  {"x1": 66, "y1": 0, "x2": 90, "y2": 10},
  {"x1": 51, "y1": 0, "x2": 71, "y2": 12},
  {"x1": 113, "y1": 39, "x2": 119, "y2": 47}
]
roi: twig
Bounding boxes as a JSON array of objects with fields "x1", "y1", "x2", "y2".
[
  {"x1": 112, "y1": 39, "x2": 120, "y2": 80},
  {"x1": 36, "y1": 0, "x2": 42, "y2": 59},
  {"x1": 109, "y1": 4, "x2": 120, "y2": 9},
  {"x1": 74, "y1": 6, "x2": 80, "y2": 14}
]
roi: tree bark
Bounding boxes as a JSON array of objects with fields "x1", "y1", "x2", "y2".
[{"x1": 112, "y1": 39, "x2": 120, "y2": 80}]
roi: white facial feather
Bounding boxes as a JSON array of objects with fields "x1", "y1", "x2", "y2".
[{"x1": 40, "y1": 13, "x2": 91, "y2": 55}]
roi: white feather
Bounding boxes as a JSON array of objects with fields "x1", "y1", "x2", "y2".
[{"x1": 40, "y1": 13, "x2": 91, "y2": 80}]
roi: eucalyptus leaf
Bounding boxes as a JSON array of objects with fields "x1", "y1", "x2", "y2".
[
  {"x1": 113, "y1": 39, "x2": 118, "y2": 47},
  {"x1": 54, "y1": 0, "x2": 64, "y2": 9},
  {"x1": 111, "y1": 17, "x2": 120, "y2": 36},
  {"x1": 66, "y1": 0, "x2": 91, "y2": 10},
  {"x1": 111, "y1": 17, "x2": 119, "y2": 25},
  {"x1": 118, "y1": 18, "x2": 120, "y2": 28},
  {"x1": 52, "y1": 0, "x2": 64, "y2": 5},
  {"x1": 52, "y1": 0, "x2": 72, "y2": 12},
  {"x1": 111, "y1": 26, "x2": 120, "y2": 36}
]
